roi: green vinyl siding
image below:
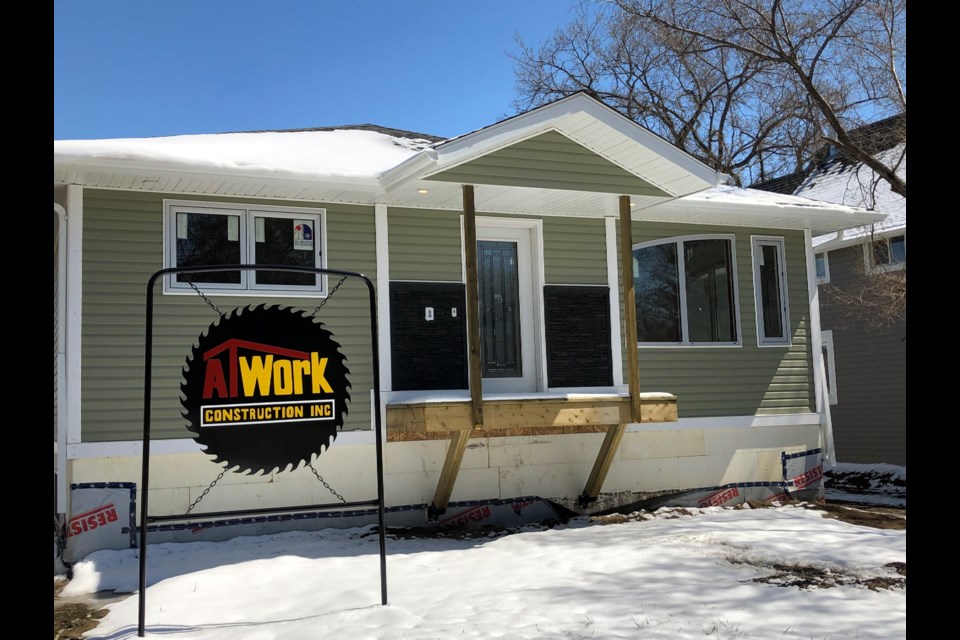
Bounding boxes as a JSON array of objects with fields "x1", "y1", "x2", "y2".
[
  {"x1": 622, "y1": 221, "x2": 814, "y2": 417},
  {"x1": 388, "y1": 208, "x2": 463, "y2": 281},
  {"x1": 425, "y1": 131, "x2": 670, "y2": 197},
  {"x1": 388, "y1": 208, "x2": 607, "y2": 285},
  {"x1": 80, "y1": 189, "x2": 377, "y2": 442},
  {"x1": 542, "y1": 216, "x2": 607, "y2": 285}
]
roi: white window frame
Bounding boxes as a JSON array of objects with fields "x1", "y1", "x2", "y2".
[
  {"x1": 163, "y1": 200, "x2": 327, "y2": 296},
  {"x1": 815, "y1": 251, "x2": 830, "y2": 284},
  {"x1": 820, "y1": 329, "x2": 838, "y2": 405},
  {"x1": 751, "y1": 235, "x2": 791, "y2": 347},
  {"x1": 863, "y1": 232, "x2": 906, "y2": 274},
  {"x1": 632, "y1": 233, "x2": 742, "y2": 348}
]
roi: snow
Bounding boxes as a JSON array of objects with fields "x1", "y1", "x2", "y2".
[
  {"x1": 677, "y1": 183, "x2": 868, "y2": 213},
  {"x1": 59, "y1": 465, "x2": 906, "y2": 640},
  {"x1": 53, "y1": 128, "x2": 438, "y2": 180}
]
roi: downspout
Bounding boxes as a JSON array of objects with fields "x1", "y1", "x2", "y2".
[
  {"x1": 804, "y1": 229, "x2": 836, "y2": 468},
  {"x1": 54, "y1": 203, "x2": 68, "y2": 514}
]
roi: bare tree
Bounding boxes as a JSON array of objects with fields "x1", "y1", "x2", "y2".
[
  {"x1": 820, "y1": 237, "x2": 906, "y2": 333},
  {"x1": 511, "y1": 0, "x2": 905, "y2": 194}
]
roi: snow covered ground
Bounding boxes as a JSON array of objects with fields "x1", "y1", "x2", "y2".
[{"x1": 56, "y1": 463, "x2": 906, "y2": 640}]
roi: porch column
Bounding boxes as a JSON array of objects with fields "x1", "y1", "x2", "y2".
[
  {"x1": 430, "y1": 184, "x2": 483, "y2": 517},
  {"x1": 620, "y1": 194, "x2": 642, "y2": 422},
  {"x1": 581, "y1": 194, "x2": 640, "y2": 504},
  {"x1": 462, "y1": 184, "x2": 484, "y2": 430}
]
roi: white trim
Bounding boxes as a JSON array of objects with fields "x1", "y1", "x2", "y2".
[
  {"x1": 820, "y1": 330, "x2": 838, "y2": 405},
  {"x1": 66, "y1": 430, "x2": 379, "y2": 460},
  {"x1": 162, "y1": 199, "x2": 328, "y2": 296},
  {"x1": 632, "y1": 233, "x2": 742, "y2": 347},
  {"x1": 470, "y1": 216, "x2": 547, "y2": 392},
  {"x1": 54, "y1": 203, "x2": 69, "y2": 512},
  {"x1": 605, "y1": 217, "x2": 624, "y2": 386},
  {"x1": 418, "y1": 94, "x2": 720, "y2": 190},
  {"x1": 375, "y1": 204, "x2": 392, "y2": 396},
  {"x1": 625, "y1": 412, "x2": 821, "y2": 432},
  {"x1": 750, "y1": 235, "x2": 792, "y2": 347},
  {"x1": 805, "y1": 229, "x2": 826, "y2": 417},
  {"x1": 66, "y1": 411, "x2": 821, "y2": 459},
  {"x1": 66, "y1": 186, "x2": 84, "y2": 446}
]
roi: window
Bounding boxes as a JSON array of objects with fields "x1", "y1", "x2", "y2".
[
  {"x1": 751, "y1": 236, "x2": 791, "y2": 346},
  {"x1": 164, "y1": 201, "x2": 326, "y2": 295},
  {"x1": 820, "y1": 330, "x2": 838, "y2": 405},
  {"x1": 865, "y1": 233, "x2": 906, "y2": 273},
  {"x1": 815, "y1": 252, "x2": 830, "y2": 283},
  {"x1": 632, "y1": 235, "x2": 740, "y2": 345}
]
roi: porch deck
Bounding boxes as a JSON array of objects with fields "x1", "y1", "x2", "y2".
[{"x1": 384, "y1": 390, "x2": 678, "y2": 515}]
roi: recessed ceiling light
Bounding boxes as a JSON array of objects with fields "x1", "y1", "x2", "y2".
[{"x1": 417, "y1": 188, "x2": 430, "y2": 194}]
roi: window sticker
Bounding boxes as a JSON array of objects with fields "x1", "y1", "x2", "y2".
[
  {"x1": 294, "y1": 220, "x2": 314, "y2": 250},
  {"x1": 229, "y1": 216, "x2": 240, "y2": 242},
  {"x1": 177, "y1": 213, "x2": 188, "y2": 240},
  {"x1": 255, "y1": 217, "x2": 265, "y2": 243}
]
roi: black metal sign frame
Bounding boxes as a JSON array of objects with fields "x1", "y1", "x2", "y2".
[{"x1": 137, "y1": 264, "x2": 387, "y2": 637}]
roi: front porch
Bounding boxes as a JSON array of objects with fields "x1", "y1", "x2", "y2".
[{"x1": 385, "y1": 391, "x2": 678, "y2": 516}]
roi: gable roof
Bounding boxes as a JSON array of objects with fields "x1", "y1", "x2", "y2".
[{"x1": 54, "y1": 93, "x2": 885, "y2": 233}]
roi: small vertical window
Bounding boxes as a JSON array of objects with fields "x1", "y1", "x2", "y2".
[
  {"x1": 752, "y1": 236, "x2": 790, "y2": 346},
  {"x1": 815, "y1": 252, "x2": 830, "y2": 283}
]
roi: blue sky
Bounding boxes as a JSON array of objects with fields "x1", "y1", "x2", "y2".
[{"x1": 54, "y1": 0, "x2": 581, "y2": 141}]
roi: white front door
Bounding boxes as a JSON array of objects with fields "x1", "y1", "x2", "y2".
[{"x1": 474, "y1": 220, "x2": 541, "y2": 393}]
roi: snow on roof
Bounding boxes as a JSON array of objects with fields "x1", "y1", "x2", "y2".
[
  {"x1": 53, "y1": 128, "x2": 439, "y2": 181},
  {"x1": 800, "y1": 143, "x2": 906, "y2": 248},
  {"x1": 675, "y1": 183, "x2": 869, "y2": 213}
]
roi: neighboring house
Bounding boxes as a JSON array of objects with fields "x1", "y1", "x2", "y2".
[
  {"x1": 753, "y1": 114, "x2": 906, "y2": 466},
  {"x1": 54, "y1": 93, "x2": 883, "y2": 557}
]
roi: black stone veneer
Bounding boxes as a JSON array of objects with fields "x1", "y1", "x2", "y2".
[
  {"x1": 389, "y1": 282, "x2": 468, "y2": 390},
  {"x1": 544, "y1": 285, "x2": 613, "y2": 387}
]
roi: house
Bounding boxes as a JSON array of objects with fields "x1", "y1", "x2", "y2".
[
  {"x1": 54, "y1": 93, "x2": 884, "y2": 559},
  {"x1": 753, "y1": 114, "x2": 906, "y2": 467}
]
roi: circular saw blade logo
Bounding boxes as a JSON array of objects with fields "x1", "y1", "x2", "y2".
[{"x1": 180, "y1": 305, "x2": 350, "y2": 474}]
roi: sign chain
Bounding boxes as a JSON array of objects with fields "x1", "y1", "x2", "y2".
[
  {"x1": 307, "y1": 461, "x2": 347, "y2": 504},
  {"x1": 311, "y1": 275, "x2": 349, "y2": 316},
  {"x1": 187, "y1": 281, "x2": 224, "y2": 317},
  {"x1": 185, "y1": 468, "x2": 227, "y2": 515}
]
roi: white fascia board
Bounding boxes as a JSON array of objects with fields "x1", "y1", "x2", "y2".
[
  {"x1": 54, "y1": 158, "x2": 383, "y2": 192},
  {"x1": 426, "y1": 94, "x2": 720, "y2": 192},
  {"x1": 813, "y1": 221, "x2": 907, "y2": 253},
  {"x1": 652, "y1": 198, "x2": 887, "y2": 233}
]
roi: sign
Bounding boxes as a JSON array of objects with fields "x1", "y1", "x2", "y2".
[{"x1": 180, "y1": 305, "x2": 350, "y2": 474}]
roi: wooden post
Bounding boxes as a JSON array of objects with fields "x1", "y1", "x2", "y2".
[
  {"x1": 463, "y1": 185, "x2": 484, "y2": 430},
  {"x1": 581, "y1": 195, "x2": 641, "y2": 506},
  {"x1": 620, "y1": 195, "x2": 642, "y2": 423},
  {"x1": 431, "y1": 428, "x2": 472, "y2": 516},
  {"x1": 581, "y1": 423, "x2": 628, "y2": 502}
]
